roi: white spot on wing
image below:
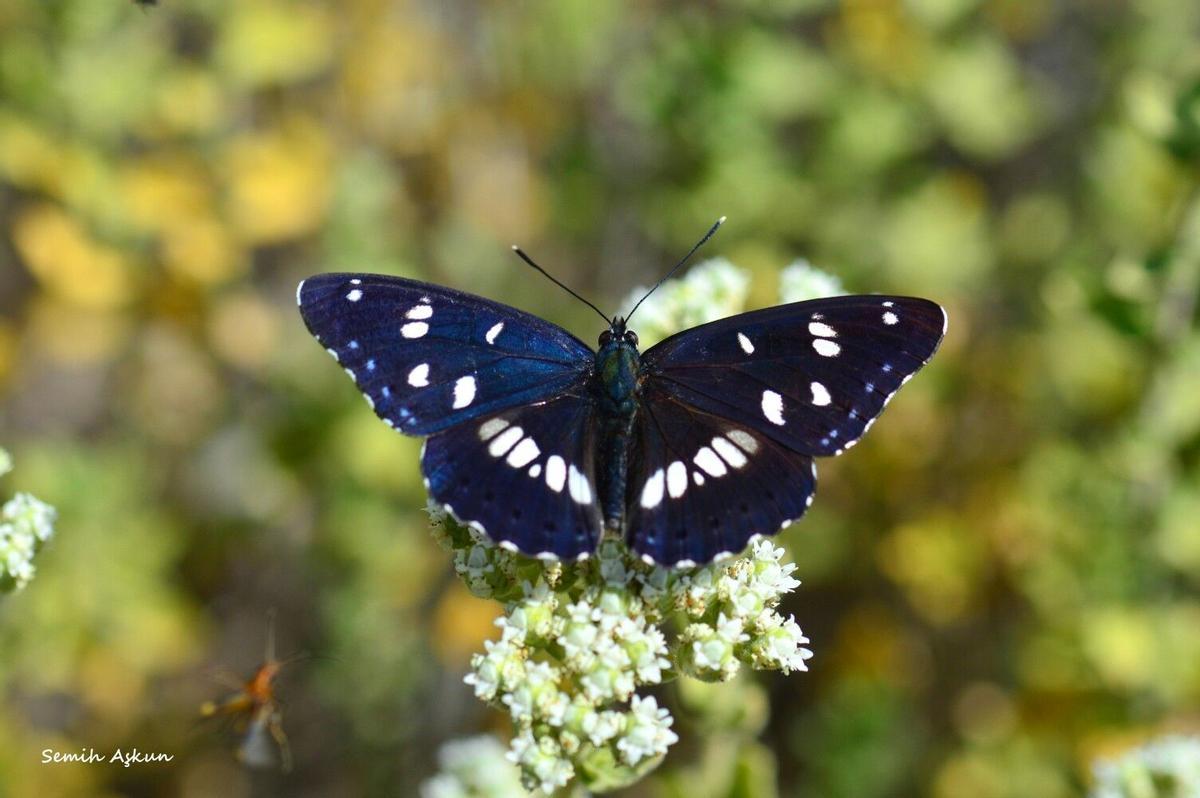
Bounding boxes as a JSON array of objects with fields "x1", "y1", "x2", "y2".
[
  {"x1": 711, "y1": 436, "x2": 748, "y2": 468},
  {"x1": 406, "y1": 303, "x2": 433, "y2": 320},
  {"x1": 694, "y1": 446, "x2": 727, "y2": 477},
  {"x1": 545, "y1": 456, "x2": 566, "y2": 492},
  {"x1": 486, "y1": 322, "x2": 504, "y2": 344},
  {"x1": 737, "y1": 332, "x2": 754, "y2": 354},
  {"x1": 478, "y1": 418, "x2": 509, "y2": 441},
  {"x1": 667, "y1": 461, "x2": 688, "y2": 498},
  {"x1": 401, "y1": 322, "x2": 429, "y2": 338},
  {"x1": 296, "y1": 280, "x2": 305, "y2": 306},
  {"x1": 640, "y1": 469, "x2": 665, "y2": 508},
  {"x1": 506, "y1": 437, "x2": 540, "y2": 468},
  {"x1": 882, "y1": 301, "x2": 894, "y2": 307},
  {"x1": 568, "y1": 465, "x2": 592, "y2": 504},
  {"x1": 813, "y1": 338, "x2": 840, "y2": 357},
  {"x1": 488, "y1": 426, "x2": 523, "y2": 457},
  {"x1": 346, "y1": 289, "x2": 363, "y2": 302},
  {"x1": 407, "y1": 363, "x2": 430, "y2": 387},
  {"x1": 693, "y1": 472, "x2": 705, "y2": 486},
  {"x1": 808, "y1": 321, "x2": 837, "y2": 337},
  {"x1": 726, "y1": 429, "x2": 758, "y2": 453},
  {"x1": 810, "y1": 381, "x2": 832, "y2": 406},
  {"x1": 452, "y1": 376, "x2": 476, "y2": 408},
  {"x1": 883, "y1": 311, "x2": 898, "y2": 325},
  {"x1": 528, "y1": 464, "x2": 542, "y2": 478},
  {"x1": 761, "y1": 389, "x2": 786, "y2": 425}
]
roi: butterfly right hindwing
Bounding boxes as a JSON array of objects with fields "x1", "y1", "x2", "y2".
[{"x1": 624, "y1": 384, "x2": 816, "y2": 566}]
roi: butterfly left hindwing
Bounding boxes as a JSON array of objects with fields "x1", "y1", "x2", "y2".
[{"x1": 422, "y1": 392, "x2": 603, "y2": 560}]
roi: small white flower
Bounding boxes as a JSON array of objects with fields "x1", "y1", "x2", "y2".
[
  {"x1": 617, "y1": 258, "x2": 751, "y2": 347},
  {"x1": 506, "y1": 729, "x2": 575, "y2": 794},
  {"x1": 420, "y1": 735, "x2": 526, "y2": 798},
  {"x1": 778, "y1": 259, "x2": 845, "y2": 303},
  {"x1": 1, "y1": 491, "x2": 57, "y2": 592},
  {"x1": 616, "y1": 695, "x2": 679, "y2": 766},
  {"x1": 1090, "y1": 734, "x2": 1200, "y2": 798},
  {"x1": 750, "y1": 613, "x2": 813, "y2": 674},
  {"x1": 580, "y1": 708, "x2": 625, "y2": 746}
]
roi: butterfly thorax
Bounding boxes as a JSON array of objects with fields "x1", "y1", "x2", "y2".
[{"x1": 593, "y1": 321, "x2": 642, "y2": 533}]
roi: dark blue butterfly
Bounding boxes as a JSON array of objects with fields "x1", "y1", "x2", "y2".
[{"x1": 298, "y1": 244, "x2": 945, "y2": 567}]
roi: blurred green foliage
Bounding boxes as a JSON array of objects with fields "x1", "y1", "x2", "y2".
[{"x1": 0, "y1": 0, "x2": 1198, "y2": 796}]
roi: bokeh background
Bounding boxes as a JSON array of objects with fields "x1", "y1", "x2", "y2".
[{"x1": 1, "y1": 0, "x2": 1199, "y2": 796}]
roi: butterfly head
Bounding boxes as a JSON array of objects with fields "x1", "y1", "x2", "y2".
[{"x1": 598, "y1": 317, "x2": 638, "y2": 350}]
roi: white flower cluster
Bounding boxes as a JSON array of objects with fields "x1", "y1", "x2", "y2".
[
  {"x1": 1090, "y1": 735, "x2": 1200, "y2": 798},
  {"x1": 778, "y1": 258, "x2": 845, "y2": 303},
  {"x1": 429, "y1": 512, "x2": 812, "y2": 794},
  {"x1": 460, "y1": 543, "x2": 678, "y2": 794},
  {"x1": 0, "y1": 449, "x2": 57, "y2": 593},
  {"x1": 616, "y1": 257, "x2": 751, "y2": 347},
  {"x1": 420, "y1": 735, "x2": 527, "y2": 798},
  {"x1": 673, "y1": 539, "x2": 812, "y2": 681}
]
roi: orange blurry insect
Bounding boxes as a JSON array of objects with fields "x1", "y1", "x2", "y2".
[{"x1": 201, "y1": 613, "x2": 298, "y2": 772}]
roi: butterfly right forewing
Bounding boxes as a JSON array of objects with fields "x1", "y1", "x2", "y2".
[{"x1": 642, "y1": 296, "x2": 946, "y2": 457}]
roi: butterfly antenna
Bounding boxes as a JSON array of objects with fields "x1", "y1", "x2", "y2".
[
  {"x1": 625, "y1": 216, "x2": 726, "y2": 323},
  {"x1": 511, "y1": 245, "x2": 611, "y2": 325}
]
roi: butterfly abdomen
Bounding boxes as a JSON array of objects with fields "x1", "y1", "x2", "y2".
[{"x1": 593, "y1": 338, "x2": 642, "y2": 534}]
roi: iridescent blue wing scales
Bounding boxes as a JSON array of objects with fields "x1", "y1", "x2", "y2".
[
  {"x1": 641, "y1": 296, "x2": 946, "y2": 457},
  {"x1": 298, "y1": 274, "x2": 593, "y2": 435},
  {"x1": 628, "y1": 296, "x2": 945, "y2": 565}
]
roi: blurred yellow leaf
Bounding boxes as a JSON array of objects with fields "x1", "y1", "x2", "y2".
[
  {"x1": 162, "y1": 216, "x2": 245, "y2": 286},
  {"x1": 153, "y1": 66, "x2": 227, "y2": 137},
  {"x1": 222, "y1": 120, "x2": 332, "y2": 244},
  {"x1": 431, "y1": 580, "x2": 502, "y2": 669},
  {"x1": 217, "y1": 1, "x2": 334, "y2": 88},
  {"x1": 120, "y1": 153, "x2": 214, "y2": 233},
  {"x1": 13, "y1": 204, "x2": 138, "y2": 309},
  {"x1": 1081, "y1": 607, "x2": 1156, "y2": 689},
  {"x1": 877, "y1": 512, "x2": 984, "y2": 625},
  {"x1": 27, "y1": 297, "x2": 132, "y2": 366},
  {"x1": 207, "y1": 291, "x2": 282, "y2": 371}
]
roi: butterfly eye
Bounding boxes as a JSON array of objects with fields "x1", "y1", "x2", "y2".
[
  {"x1": 624, "y1": 331, "x2": 639, "y2": 347},
  {"x1": 599, "y1": 330, "x2": 613, "y2": 347}
]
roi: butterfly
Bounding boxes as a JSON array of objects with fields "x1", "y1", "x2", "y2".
[{"x1": 298, "y1": 220, "x2": 946, "y2": 567}]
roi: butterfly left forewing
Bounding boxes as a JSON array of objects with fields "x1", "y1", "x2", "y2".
[
  {"x1": 298, "y1": 273, "x2": 593, "y2": 436},
  {"x1": 641, "y1": 296, "x2": 946, "y2": 457}
]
